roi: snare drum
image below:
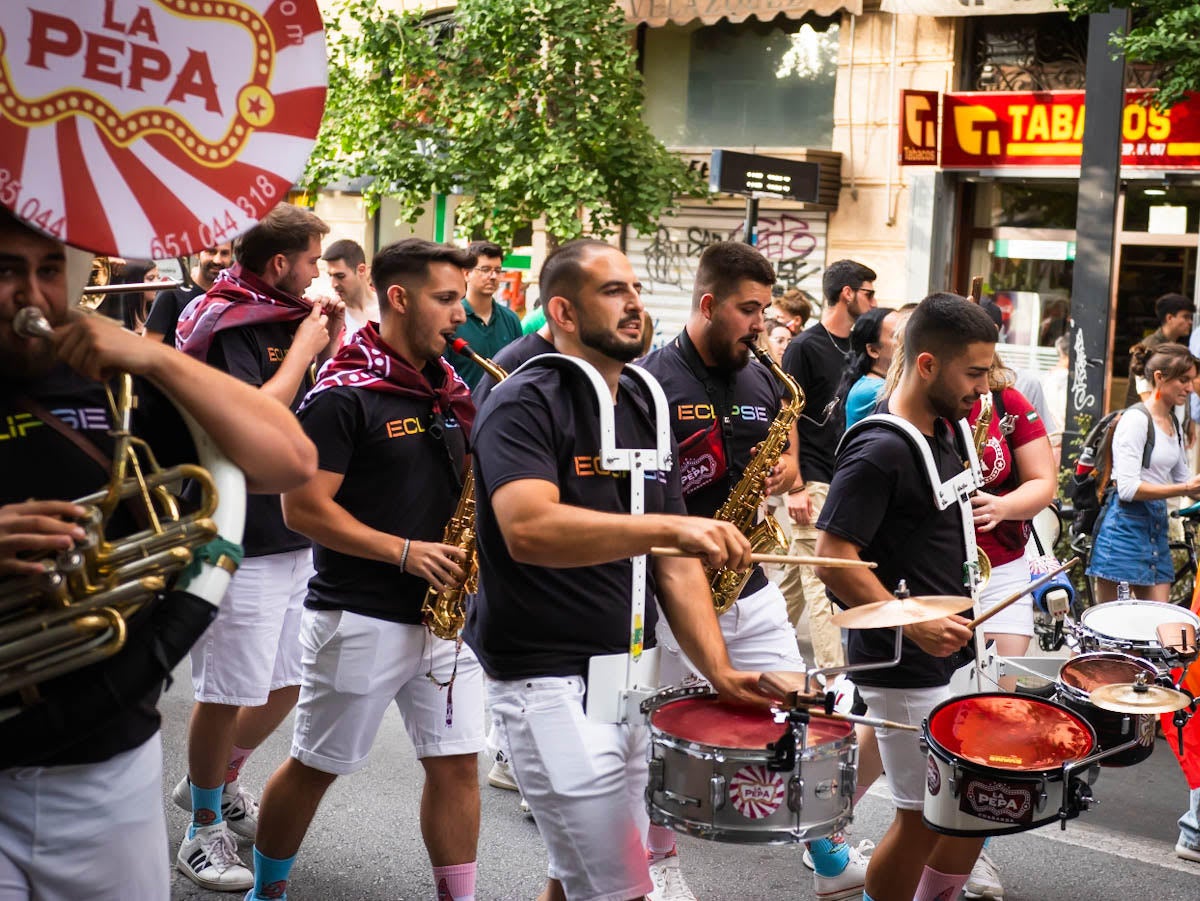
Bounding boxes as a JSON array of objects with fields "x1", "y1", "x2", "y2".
[
  {"x1": 644, "y1": 688, "x2": 856, "y2": 844},
  {"x1": 923, "y1": 693, "x2": 1098, "y2": 836},
  {"x1": 1075, "y1": 601, "x2": 1200, "y2": 668},
  {"x1": 1055, "y1": 653, "x2": 1158, "y2": 767}
]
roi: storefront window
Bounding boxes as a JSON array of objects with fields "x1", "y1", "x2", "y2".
[
  {"x1": 966, "y1": 14, "x2": 1087, "y2": 92},
  {"x1": 971, "y1": 182, "x2": 1078, "y2": 230},
  {"x1": 641, "y1": 15, "x2": 839, "y2": 148}
]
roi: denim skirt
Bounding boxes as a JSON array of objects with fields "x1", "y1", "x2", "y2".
[{"x1": 1085, "y1": 494, "x2": 1173, "y2": 586}]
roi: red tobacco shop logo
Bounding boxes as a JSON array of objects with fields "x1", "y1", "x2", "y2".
[
  {"x1": 940, "y1": 90, "x2": 1200, "y2": 170},
  {"x1": 0, "y1": 1, "x2": 327, "y2": 258}
]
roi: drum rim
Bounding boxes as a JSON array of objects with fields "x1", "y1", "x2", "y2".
[
  {"x1": 649, "y1": 803, "x2": 853, "y2": 845},
  {"x1": 923, "y1": 691, "x2": 1097, "y2": 778},
  {"x1": 646, "y1": 694, "x2": 855, "y2": 757},
  {"x1": 1056, "y1": 651, "x2": 1159, "y2": 700},
  {"x1": 1080, "y1": 600, "x2": 1200, "y2": 632}
]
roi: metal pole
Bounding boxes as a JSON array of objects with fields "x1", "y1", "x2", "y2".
[
  {"x1": 1062, "y1": 8, "x2": 1129, "y2": 481},
  {"x1": 742, "y1": 196, "x2": 759, "y2": 246}
]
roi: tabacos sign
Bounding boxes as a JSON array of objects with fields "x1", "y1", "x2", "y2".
[
  {"x1": 941, "y1": 89, "x2": 1200, "y2": 170},
  {"x1": 0, "y1": 1, "x2": 327, "y2": 257}
]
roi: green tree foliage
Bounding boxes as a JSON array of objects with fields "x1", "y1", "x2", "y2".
[
  {"x1": 1059, "y1": 0, "x2": 1200, "y2": 109},
  {"x1": 307, "y1": 0, "x2": 705, "y2": 246}
]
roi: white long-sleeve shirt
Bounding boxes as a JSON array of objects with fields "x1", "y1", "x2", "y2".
[{"x1": 1112, "y1": 406, "x2": 1188, "y2": 501}]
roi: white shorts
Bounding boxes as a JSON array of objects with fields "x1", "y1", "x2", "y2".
[
  {"x1": 657, "y1": 580, "x2": 805, "y2": 686},
  {"x1": 0, "y1": 736, "x2": 168, "y2": 901},
  {"x1": 858, "y1": 684, "x2": 950, "y2": 811},
  {"x1": 977, "y1": 556, "x2": 1034, "y2": 637},
  {"x1": 291, "y1": 609, "x2": 485, "y2": 774},
  {"x1": 488, "y1": 676, "x2": 652, "y2": 901},
  {"x1": 190, "y1": 548, "x2": 312, "y2": 705}
]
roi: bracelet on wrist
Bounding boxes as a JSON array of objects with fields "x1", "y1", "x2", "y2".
[
  {"x1": 787, "y1": 483, "x2": 807, "y2": 495},
  {"x1": 399, "y1": 538, "x2": 411, "y2": 573}
]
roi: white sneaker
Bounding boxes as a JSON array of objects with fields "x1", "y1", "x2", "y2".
[
  {"x1": 812, "y1": 839, "x2": 874, "y2": 901},
  {"x1": 172, "y1": 776, "x2": 259, "y2": 841},
  {"x1": 519, "y1": 796, "x2": 534, "y2": 818},
  {"x1": 963, "y1": 849, "x2": 1004, "y2": 900},
  {"x1": 176, "y1": 822, "x2": 254, "y2": 891},
  {"x1": 647, "y1": 852, "x2": 698, "y2": 901},
  {"x1": 487, "y1": 757, "x2": 520, "y2": 791}
]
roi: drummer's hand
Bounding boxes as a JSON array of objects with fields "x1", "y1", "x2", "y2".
[
  {"x1": 970, "y1": 491, "x2": 1010, "y2": 532},
  {"x1": 671, "y1": 517, "x2": 752, "y2": 572},
  {"x1": 786, "y1": 487, "x2": 813, "y2": 525},
  {"x1": 318, "y1": 297, "x2": 346, "y2": 357},
  {"x1": 53, "y1": 312, "x2": 163, "y2": 381},
  {"x1": 904, "y1": 614, "x2": 973, "y2": 657},
  {"x1": 711, "y1": 669, "x2": 775, "y2": 709},
  {"x1": 0, "y1": 500, "x2": 87, "y2": 576}
]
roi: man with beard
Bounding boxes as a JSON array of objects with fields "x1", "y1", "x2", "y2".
[
  {"x1": 814, "y1": 293, "x2": 998, "y2": 901},
  {"x1": 245, "y1": 239, "x2": 483, "y2": 901},
  {"x1": 464, "y1": 239, "x2": 768, "y2": 901},
  {"x1": 321, "y1": 239, "x2": 378, "y2": 339},
  {"x1": 638, "y1": 241, "x2": 869, "y2": 901},
  {"x1": 781, "y1": 259, "x2": 877, "y2": 673},
  {"x1": 143, "y1": 242, "x2": 233, "y2": 346},
  {"x1": 172, "y1": 203, "x2": 343, "y2": 891},
  {"x1": 0, "y1": 207, "x2": 317, "y2": 900}
]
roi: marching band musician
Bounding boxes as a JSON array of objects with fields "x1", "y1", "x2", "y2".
[
  {"x1": 0, "y1": 208, "x2": 317, "y2": 901},
  {"x1": 813, "y1": 294, "x2": 998, "y2": 901},
  {"x1": 463, "y1": 239, "x2": 767, "y2": 901},
  {"x1": 638, "y1": 242, "x2": 869, "y2": 901},
  {"x1": 247, "y1": 239, "x2": 484, "y2": 901},
  {"x1": 172, "y1": 203, "x2": 341, "y2": 891}
]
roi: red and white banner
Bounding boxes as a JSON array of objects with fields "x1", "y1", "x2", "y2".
[{"x1": 0, "y1": 0, "x2": 327, "y2": 257}]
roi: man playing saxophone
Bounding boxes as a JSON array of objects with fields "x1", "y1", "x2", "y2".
[
  {"x1": 247, "y1": 239, "x2": 484, "y2": 901},
  {"x1": 0, "y1": 206, "x2": 317, "y2": 901},
  {"x1": 638, "y1": 241, "x2": 869, "y2": 901}
]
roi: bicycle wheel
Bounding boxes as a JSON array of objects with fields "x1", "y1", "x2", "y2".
[{"x1": 1168, "y1": 541, "x2": 1195, "y2": 608}]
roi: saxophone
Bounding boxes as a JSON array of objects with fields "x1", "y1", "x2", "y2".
[
  {"x1": 707, "y1": 341, "x2": 806, "y2": 614},
  {"x1": 421, "y1": 339, "x2": 507, "y2": 640},
  {"x1": 969, "y1": 390, "x2": 993, "y2": 590}
]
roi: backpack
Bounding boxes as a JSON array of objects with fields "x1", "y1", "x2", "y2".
[{"x1": 1067, "y1": 402, "x2": 1178, "y2": 537}]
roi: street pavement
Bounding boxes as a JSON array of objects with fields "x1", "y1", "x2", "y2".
[{"x1": 161, "y1": 617, "x2": 1200, "y2": 901}]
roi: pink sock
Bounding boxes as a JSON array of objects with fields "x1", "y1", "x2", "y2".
[
  {"x1": 433, "y1": 862, "x2": 476, "y2": 901},
  {"x1": 226, "y1": 745, "x2": 253, "y2": 785},
  {"x1": 646, "y1": 823, "x2": 678, "y2": 860},
  {"x1": 912, "y1": 866, "x2": 969, "y2": 901}
]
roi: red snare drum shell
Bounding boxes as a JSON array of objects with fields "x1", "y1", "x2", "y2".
[
  {"x1": 929, "y1": 695, "x2": 1094, "y2": 772},
  {"x1": 650, "y1": 697, "x2": 852, "y2": 749}
]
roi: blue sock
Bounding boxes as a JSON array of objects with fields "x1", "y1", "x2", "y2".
[
  {"x1": 983, "y1": 836, "x2": 992, "y2": 850},
  {"x1": 807, "y1": 835, "x2": 850, "y2": 877},
  {"x1": 189, "y1": 783, "x2": 224, "y2": 837},
  {"x1": 863, "y1": 893, "x2": 877, "y2": 901},
  {"x1": 251, "y1": 847, "x2": 296, "y2": 900}
]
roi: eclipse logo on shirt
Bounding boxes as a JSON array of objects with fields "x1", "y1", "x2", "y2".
[
  {"x1": 386, "y1": 417, "x2": 427, "y2": 438},
  {"x1": 0, "y1": 412, "x2": 43, "y2": 441},
  {"x1": 677, "y1": 403, "x2": 769, "y2": 422},
  {"x1": 267, "y1": 347, "x2": 288, "y2": 362}
]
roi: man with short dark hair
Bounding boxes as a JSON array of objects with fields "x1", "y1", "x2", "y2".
[
  {"x1": 246, "y1": 239, "x2": 483, "y2": 901},
  {"x1": 172, "y1": 202, "x2": 342, "y2": 892},
  {"x1": 443, "y1": 240, "x2": 522, "y2": 388},
  {"x1": 815, "y1": 292, "x2": 997, "y2": 901},
  {"x1": 143, "y1": 243, "x2": 233, "y2": 346},
  {"x1": 1128, "y1": 292, "x2": 1194, "y2": 405},
  {"x1": 780, "y1": 259, "x2": 877, "y2": 671},
  {"x1": 321, "y1": 238, "x2": 377, "y2": 338}
]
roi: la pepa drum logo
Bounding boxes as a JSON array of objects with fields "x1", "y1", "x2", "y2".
[
  {"x1": 729, "y1": 765, "x2": 786, "y2": 819},
  {"x1": 926, "y1": 755, "x2": 941, "y2": 797},
  {"x1": 0, "y1": 1, "x2": 326, "y2": 258},
  {"x1": 959, "y1": 777, "x2": 1034, "y2": 825}
]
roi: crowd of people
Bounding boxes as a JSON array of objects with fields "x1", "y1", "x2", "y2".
[{"x1": 3, "y1": 197, "x2": 1200, "y2": 901}]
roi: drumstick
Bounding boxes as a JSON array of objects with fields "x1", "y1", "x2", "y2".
[
  {"x1": 966, "y1": 556, "x2": 1079, "y2": 630},
  {"x1": 804, "y1": 708, "x2": 920, "y2": 733},
  {"x1": 650, "y1": 547, "x2": 875, "y2": 569}
]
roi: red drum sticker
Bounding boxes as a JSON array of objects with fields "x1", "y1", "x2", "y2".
[
  {"x1": 959, "y1": 778, "x2": 1035, "y2": 826},
  {"x1": 926, "y1": 755, "x2": 941, "y2": 797},
  {"x1": 729, "y1": 765, "x2": 786, "y2": 819},
  {"x1": 0, "y1": 1, "x2": 326, "y2": 256}
]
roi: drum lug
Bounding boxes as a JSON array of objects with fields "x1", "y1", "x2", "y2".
[
  {"x1": 646, "y1": 757, "x2": 663, "y2": 800},
  {"x1": 839, "y1": 761, "x2": 857, "y2": 803},
  {"x1": 1034, "y1": 779, "x2": 1049, "y2": 813},
  {"x1": 949, "y1": 765, "x2": 962, "y2": 799},
  {"x1": 710, "y1": 774, "x2": 726, "y2": 812},
  {"x1": 788, "y1": 776, "x2": 805, "y2": 813}
]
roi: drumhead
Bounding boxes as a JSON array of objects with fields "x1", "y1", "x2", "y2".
[
  {"x1": 1080, "y1": 601, "x2": 1200, "y2": 642},
  {"x1": 928, "y1": 694, "x2": 1094, "y2": 771},
  {"x1": 1059, "y1": 653, "x2": 1157, "y2": 693},
  {"x1": 650, "y1": 697, "x2": 851, "y2": 749}
]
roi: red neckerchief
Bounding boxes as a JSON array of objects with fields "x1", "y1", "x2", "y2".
[
  {"x1": 300, "y1": 322, "x2": 475, "y2": 439},
  {"x1": 175, "y1": 264, "x2": 311, "y2": 359}
]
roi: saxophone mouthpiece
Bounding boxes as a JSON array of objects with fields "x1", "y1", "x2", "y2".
[
  {"x1": 451, "y1": 337, "x2": 471, "y2": 355},
  {"x1": 13, "y1": 307, "x2": 53, "y2": 339}
]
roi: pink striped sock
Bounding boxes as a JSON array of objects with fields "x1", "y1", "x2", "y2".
[
  {"x1": 646, "y1": 823, "x2": 678, "y2": 860},
  {"x1": 433, "y1": 862, "x2": 476, "y2": 901},
  {"x1": 913, "y1": 866, "x2": 969, "y2": 901}
]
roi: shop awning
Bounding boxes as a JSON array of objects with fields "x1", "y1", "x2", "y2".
[
  {"x1": 879, "y1": 0, "x2": 1061, "y2": 14},
  {"x1": 622, "y1": 0, "x2": 860, "y2": 27}
]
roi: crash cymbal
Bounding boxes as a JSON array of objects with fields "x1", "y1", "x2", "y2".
[
  {"x1": 1090, "y1": 682, "x2": 1193, "y2": 715},
  {"x1": 831, "y1": 596, "x2": 971, "y2": 630}
]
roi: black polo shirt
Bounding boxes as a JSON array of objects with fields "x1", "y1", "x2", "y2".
[
  {"x1": 782, "y1": 324, "x2": 851, "y2": 483},
  {"x1": 463, "y1": 363, "x2": 686, "y2": 680},
  {"x1": 297, "y1": 381, "x2": 467, "y2": 624},
  {"x1": 145, "y1": 282, "x2": 204, "y2": 346},
  {"x1": 443, "y1": 299, "x2": 524, "y2": 389},
  {"x1": 0, "y1": 365, "x2": 195, "y2": 766},
  {"x1": 472, "y1": 331, "x2": 555, "y2": 407},
  {"x1": 817, "y1": 403, "x2": 971, "y2": 689},
  {"x1": 638, "y1": 330, "x2": 787, "y2": 599},
  {"x1": 207, "y1": 322, "x2": 310, "y2": 557}
]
